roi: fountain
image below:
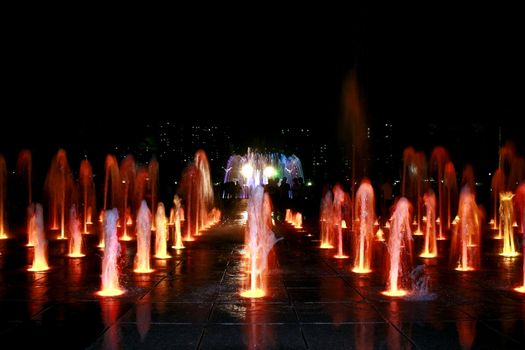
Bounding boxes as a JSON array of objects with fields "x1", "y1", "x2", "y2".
[
  {"x1": 430, "y1": 146, "x2": 449, "y2": 240},
  {"x1": 97, "y1": 208, "x2": 125, "y2": 296},
  {"x1": 17, "y1": 149, "x2": 33, "y2": 206},
  {"x1": 515, "y1": 185, "x2": 525, "y2": 293},
  {"x1": 44, "y1": 149, "x2": 73, "y2": 239},
  {"x1": 413, "y1": 151, "x2": 427, "y2": 236},
  {"x1": 420, "y1": 190, "x2": 438, "y2": 258},
  {"x1": 514, "y1": 182, "x2": 525, "y2": 234},
  {"x1": 332, "y1": 183, "x2": 348, "y2": 259},
  {"x1": 240, "y1": 185, "x2": 282, "y2": 298},
  {"x1": 352, "y1": 179, "x2": 375, "y2": 273},
  {"x1": 444, "y1": 161, "x2": 457, "y2": 231},
  {"x1": 154, "y1": 202, "x2": 170, "y2": 259},
  {"x1": 148, "y1": 158, "x2": 159, "y2": 230},
  {"x1": 499, "y1": 191, "x2": 518, "y2": 257},
  {"x1": 26, "y1": 204, "x2": 36, "y2": 246},
  {"x1": 170, "y1": 195, "x2": 185, "y2": 249},
  {"x1": 180, "y1": 150, "x2": 215, "y2": 240},
  {"x1": 68, "y1": 205, "x2": 85, "y2": 258},
  {"x1": 134, "y1": 200, "x2": 153, "y2": 273},
  {"x1": 103, "y1": 154, "x2": 121, "y2": 211},
  {"x1": 223, "y1": 149, "x2": 304, "y2": 198},
  {"x1": 119, "y1": 155, "x2": 135, "y2": 240},
  {"x1": 319, "y1": 189, "x2": 334, "y2": 248},
  {"x1": 491, "y1": 169, "x2": 505, "y2": 232},
  {"x1": 80, "y1": 159, "x2": 95, "y2": 234},
  {"x1": 0, "y1": 155, "x2": 7, "y2": 239},
  {"x1": 382, "y1": 197, "x2": 413, "y2": 297},
  {"x1": 28, "y1": 203, "x2": 49, "y2": 272},
  {"x1": 451, "y1": 185, "x2": 481, "y2": 271}
]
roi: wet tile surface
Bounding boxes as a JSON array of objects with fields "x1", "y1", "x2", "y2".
[{"x1": 0, "y1": 199, "x2": 524, "y2": 349}]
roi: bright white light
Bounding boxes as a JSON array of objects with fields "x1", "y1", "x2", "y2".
[
  {"x1": 307, "y1": 181, "x2": 312, "y2": 186},
  {"x1": 241, "y1": 164, "x2": 253, "y2": 179},
  {"x1": 263, "y1": 166, "x2": 276, "y2": 178}
]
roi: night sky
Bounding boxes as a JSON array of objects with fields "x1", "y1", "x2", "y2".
[{"x1": 2, "y1": 5, "x2": 523, "y2": 164}]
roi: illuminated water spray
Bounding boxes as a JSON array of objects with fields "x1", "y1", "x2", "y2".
[
  {"x1": 452, "y1": 185, "x2": 481, "y2": 271},
  {"x1": 352, "y1": 179, "x2": 375, "y2": 273},
  {"x1": 97, "y1": 208, "x2": 125, "y2": 296},
  {"x1": 171, "y1": 195, "x2": 185, "y2": 249},
  {"x1": 154, "y1": 202, "x2": 171, "y2": 259},
  {"x1": 241, "y1": 186, "x2": 282, "y2": 298},
  {"x1": 28, "y1": 204, "x2": 49, "y2": 272},
  {"x1": 499, "y1": 192, "x2": 518, "y2": 257},
  {"x1": 68, "y1": 205, "x2": 85, "y2": 258},
  {"x1": 420, "y1": 191, "x2": 437, "y2": 258},
  {"x1": 382, "y1": 198, "x2": 413, "y2": 297},
  {"x1": 134, "y1": 200, "x2": 154, "y2": 273}
]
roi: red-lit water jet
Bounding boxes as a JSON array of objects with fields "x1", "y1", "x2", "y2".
[
  {"x1": 80, "y1": 159, "x2": 95, "y2": 234},
  {"x1": 500, "y1": 192, "x2": 519, "y2": 257},
  {"x1": 97, "y1": 208, "x2": 125, "y2": 296},
  {"x1": 352, "y1": 179, "x2": 375, "y2": 272},
  {"x1": 333, "y1": 184, "x2": 348, "y2": 259},
  {"x1": 420, "y1": 190, "x2": 438, "y2": 258},
  {"x1": 382, "y1": 198, "x2": 413, "y2": 297},
  {"x1": 241, "y1": 186, "x2": 281, "y2": 298},
  {"x1": 451, "y1": 185, "x2": 482, "y2": 271},
  {"x1": 154, "y1": 202, "x2": 171, "y2": 259},
  {"x1": 28, "y1": 204, "x2": 49, "y2": 272},
  {"x1": 134, "y1": 200, "x2": 153, "y2": 273},
  {"x1": 68, "y1": 205, "x2": 85, "y2": 258},
  {"x1": 171, "y1": 195, "x2": 185, "y2": 249},
  {"x1": 0, "y1": 155, "x2": 7, "y2": 239}
]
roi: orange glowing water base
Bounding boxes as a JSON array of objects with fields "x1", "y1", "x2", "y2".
[
  {"x1": 134, "y1": 267, "x2": 154, "y2": 273},
  {"x1": 0, "y1": 231, "x2": 7, "y2": 239},
  {"x1": 97, "y1": 288, "x2": 125, "y2": 297},
  {"x1": 28, "y1": 263, "x2": 50, "y2": 272},
  {"x1": 68, "y1": 253, "x2": 85, "y2": 258},
  {"x1": 334, "y1": 254, "x2": 349, "y2": 259},
  {"x1": 382, "y1": 289, "x2": 407, "y2": 297},
  {"x1": 240, "y1": 289, "x2": 265, "y2": 298},
  {"x1": 413, "y1": 229, "x2": 423, "y2": 236},
  {"x1": 420, "y1": 252, "x2": 438, "y2": 258},
  {"x1": 455, "y1": 266, "x2": 475, "y2": 272},
  {"x1": 320, "y1": 242, "x2": 334, "y2": 249},
  {"x1": 514, "y1": 286, "x2": 525, "y2": 293},
  {"x1": 352, "y1": 267, "x2": 372, "y2": 274}
]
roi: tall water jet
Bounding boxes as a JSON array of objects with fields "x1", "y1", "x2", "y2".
[
  {"x1": 382, "y1": 198, "x2": 413, "y2": 297},
  {"x1": 120, "y1": 155, "x2": 136, "y2": 240},
  {"x1": 97, "y1": 208, "x2": 125, "y2": 296},
  {"x1": 0, "y1": 155, "x2": 7, "y2": 239},
  {"x1": 26, "y1": 204, "x2": 36, "y2": 246},
  {"x1": 44, "y1": 149, "x2": 73, "y2": 239},
  {"x1": 420, "y1": 190, "x2": 438, "y2": 258},
  {"x1": 17, "y1": 149, "x2": 33, "y2": 206},
  {"x1": 148, "y1": 158, "x2": 159, "y2": 230},
  {"x1": 515, "y1": 184, "x2": 525, "y2": 293},
  {"x1": 491, "y1": 169, "x2": 505, "y2": 232},
  {"x1": 80, "y1": 159, "x2": 95, "y2": 234},
  {"x1": 401, "y1": 147, "x2": 416, "y2": 198},
  {"x1": 240, "y1": 185, "x2": 281, "y2": 298},
  {"x1": 499, "y1": 191, "x2": 518, "y2": 257},
  {"x1": 171, "y1": 195, "x2": 185, "y2": 249},
  {"x1": 319, "y1": 189, "x2": 334, "y2": 249},
  {"x1": 451, "y1": 185, "x2": 481, "y2": 271},
  {"x1": 514, "y1": 182, "x2": 525, "y2": 234},
  {"x1": 352, "y1": 179, "x2": 375, "y2": 272},
  {"x1": 430, "y1": 146, "x2": 449, "y2": 240},
  {"x1": 332, "y1": 184, "x2": 348, "y2": 259},
  {"x1": 444, "y1": 161, "x2": 457, "y2": 230},
  {"x1": 28, "y1": 203, "x2": 49, "y2": 271},
  {"x1": 154, "y1": 202, "x2": 170, "y2": 259},
  {"x1": 413, "y1": 151, "x2": 427, "y2": 235},
  {"x1": 68, "y1": 205, "x2": 85, "y2": 257},
  {"x1": 103, "y1": 154, "x2": 121, "y2": 211},
  {"x1": 180, "y1": 150, "x2": 214, "y2": 240},
  {"x1": 134, "y1": 200, "x2": 153, "y2": 273}
]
